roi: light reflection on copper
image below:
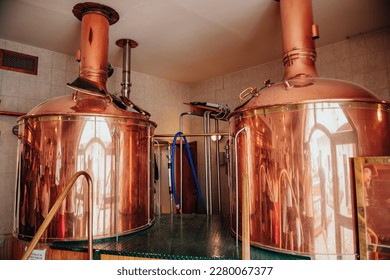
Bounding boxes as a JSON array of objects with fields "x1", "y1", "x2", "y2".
[
  {"x1": 230, "y1": 102, "x2": 390, "y2": 258},
  {"x1": 377, "y1": 108, "x2": 383, "y2": 122}
]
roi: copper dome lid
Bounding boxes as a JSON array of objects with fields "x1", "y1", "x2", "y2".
[
  {"x1": 21, "y1": 92, "x2": 155, "y2": 125},
  {"x1": 230, "y1": 77, "x2": 389, "y2": 117}
]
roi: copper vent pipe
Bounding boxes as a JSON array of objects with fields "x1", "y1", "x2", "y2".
[
  {"x1": 68, "y1": 2, "x2": 119, "y2": 95},
  {"x1": 280, "y1": 0, "x2": 319, "y2": 79},
  {"x1": 116, "y1": 39, "x2": 138, "y2": 99}
]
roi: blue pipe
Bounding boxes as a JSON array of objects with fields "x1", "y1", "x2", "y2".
[{"x1": 171, "y1": 131, "x2": 205, "y2": 213}]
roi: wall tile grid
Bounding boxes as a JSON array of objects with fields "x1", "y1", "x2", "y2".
[
  {"x1": 0, "y1": 116, "x2": 17, "y2": 235},
  {"x1": 190, "y1": 29, "x2": 390, "y2": 109},
  {"x1": 316, "y1": 29, "x2": 390, "y2": 101}
]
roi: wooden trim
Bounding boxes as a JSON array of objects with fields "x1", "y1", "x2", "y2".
[{"x1": 0, "y1": 110, "x2": 25, "y2": 117}]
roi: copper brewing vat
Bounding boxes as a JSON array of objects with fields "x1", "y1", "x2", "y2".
[
  {"x1": 229, "y1": 0, "x2": 390, "y2": 259},
  {"x1": 13, "y1": 2, "x2": 156, "y2": 241}
]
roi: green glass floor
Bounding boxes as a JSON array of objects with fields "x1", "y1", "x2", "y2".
[{"x1": 50, "y1": 214, "x2": 309, "y2": 260}]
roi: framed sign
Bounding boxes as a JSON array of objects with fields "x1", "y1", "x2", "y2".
[{"x1": 354, "y1": 156, "x2": 390, "y2": 260}]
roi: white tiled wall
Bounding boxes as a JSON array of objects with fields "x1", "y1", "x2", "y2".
[
  {"x1": 316, "y1": 34, "x2": 390, "y2": 102},
  {"x1": 0, "y1": 116, "x2": 17, "y2": 235},
  {"x1": 190, "y1": 29, "x2": 390, "y2": 107}
]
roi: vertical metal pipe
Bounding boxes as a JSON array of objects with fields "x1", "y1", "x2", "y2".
[
  {"x1": 234, "y1": 127, "x2": 246, "y2": 247},
  {"x1": 147, "y1": 125, "x2": 151, "y2": 223},
  {"x1": 167, "y1": 144, "x2": 173, "y2": 215},
  {"x1": 154, "y1": 140, "x2": 161, "y2": 216},
  {"x1": 242, "y1": 127, "x2": 251, "y2": 260},
  {"x1": 215, "y1": 119, "x2": 221, "y2": 214},
  {"x1": 179, "y1": 112, "x2": 191, "y2": 211},
  {"x1": 158, "y1": 145, "x2": 162, "y2": 216},
  {"x1": 203, "y1": 112, "x2": 209, "y2": 215},
  {"x1": 14, "y1": 138, "x2": 22, "y2": 235},
  {"x1": 233, "y1": 126, "x2": 251, "y2": 259},
  {"x1": 87, "y1": 173, "x2": 93, "y2": 260},
  {"x1": 122, "y1": 42, "x2": 131, "y2": 98},
  {"x1": 179, "y1": 116, "x2": 183, "y2": 211},
  {"x1": 179, "y1": 112, "x2": 193, "y2": 213},
  {"x1": 113, "y1": 127, "x2": 120, "y2": 242},
  {"x1": 206, "y1": 112, "x2": 213, "y2": 215},
  {"x1": 225, "y1": 141, "x2": 232, "y2": 224},
  {"x1": 116, "y1": 39, "x2": 138, "y2": 99}
]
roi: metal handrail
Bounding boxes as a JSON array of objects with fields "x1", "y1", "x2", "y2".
[
  {"x1": 234, "y1": 126, "x2": 251, "y2": 260},
  {"x1": 21, "y1": 171, "x2": 93, "y2": 260}
]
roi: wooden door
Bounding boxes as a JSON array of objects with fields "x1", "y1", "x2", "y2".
[{"x1": 174, "y1": 141, "x2": 199, "y2": 214}]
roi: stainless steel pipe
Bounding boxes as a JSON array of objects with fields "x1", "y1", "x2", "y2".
[{"x1": 116, "y1": 39, "x2": 138, "y2": 99}]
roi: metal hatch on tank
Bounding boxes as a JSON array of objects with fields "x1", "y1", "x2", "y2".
[
  {"x1": 13, "y1": 2, "x2": 157, "y2": 241},
  {"x1": 229, "y1": 0, "x2": 390, "y2": 259}
]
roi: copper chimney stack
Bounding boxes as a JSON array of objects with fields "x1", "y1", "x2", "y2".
[
  {"x1": 280, "y1": 0, "x2": 319, "y2": 79},
  {"x1": 68, "y1": 2, "x2": 119, "y2": 94}
]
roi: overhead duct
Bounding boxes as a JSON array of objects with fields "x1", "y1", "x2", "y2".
[{"x1": 229, "y1": 0, "x2": 390, "y2": 260}]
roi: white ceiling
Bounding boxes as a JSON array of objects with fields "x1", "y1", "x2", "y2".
[{"x1": 0, "y1": 0, "x2": 389, "y2": 84}]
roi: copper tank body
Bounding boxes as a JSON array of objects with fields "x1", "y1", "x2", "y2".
[
  {"x1": 229, "y1": 0, "x2": 390, "y2": 259},
  {"x1": 13, "y1": 3, "x2": 156, "y2": 241}
]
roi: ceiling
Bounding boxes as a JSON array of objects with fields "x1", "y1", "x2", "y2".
[{"x1": 0, "y1": 0, "x2": 389, "y2": 84}]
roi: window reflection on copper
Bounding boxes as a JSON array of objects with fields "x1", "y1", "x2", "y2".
[
  {"x1": 304, "y1": 104, "x2": 356, "y2": 256},
  {"x1": 77, "y1": 119, "x2": 114, "y2": 235}
]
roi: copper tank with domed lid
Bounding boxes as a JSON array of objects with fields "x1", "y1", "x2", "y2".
[
  {"x1": 13, "y1": 2, "x2": 157, "y2": 241},
  {"x1": 229, "y1": 0, "x2": 390, "y2": 259}
]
